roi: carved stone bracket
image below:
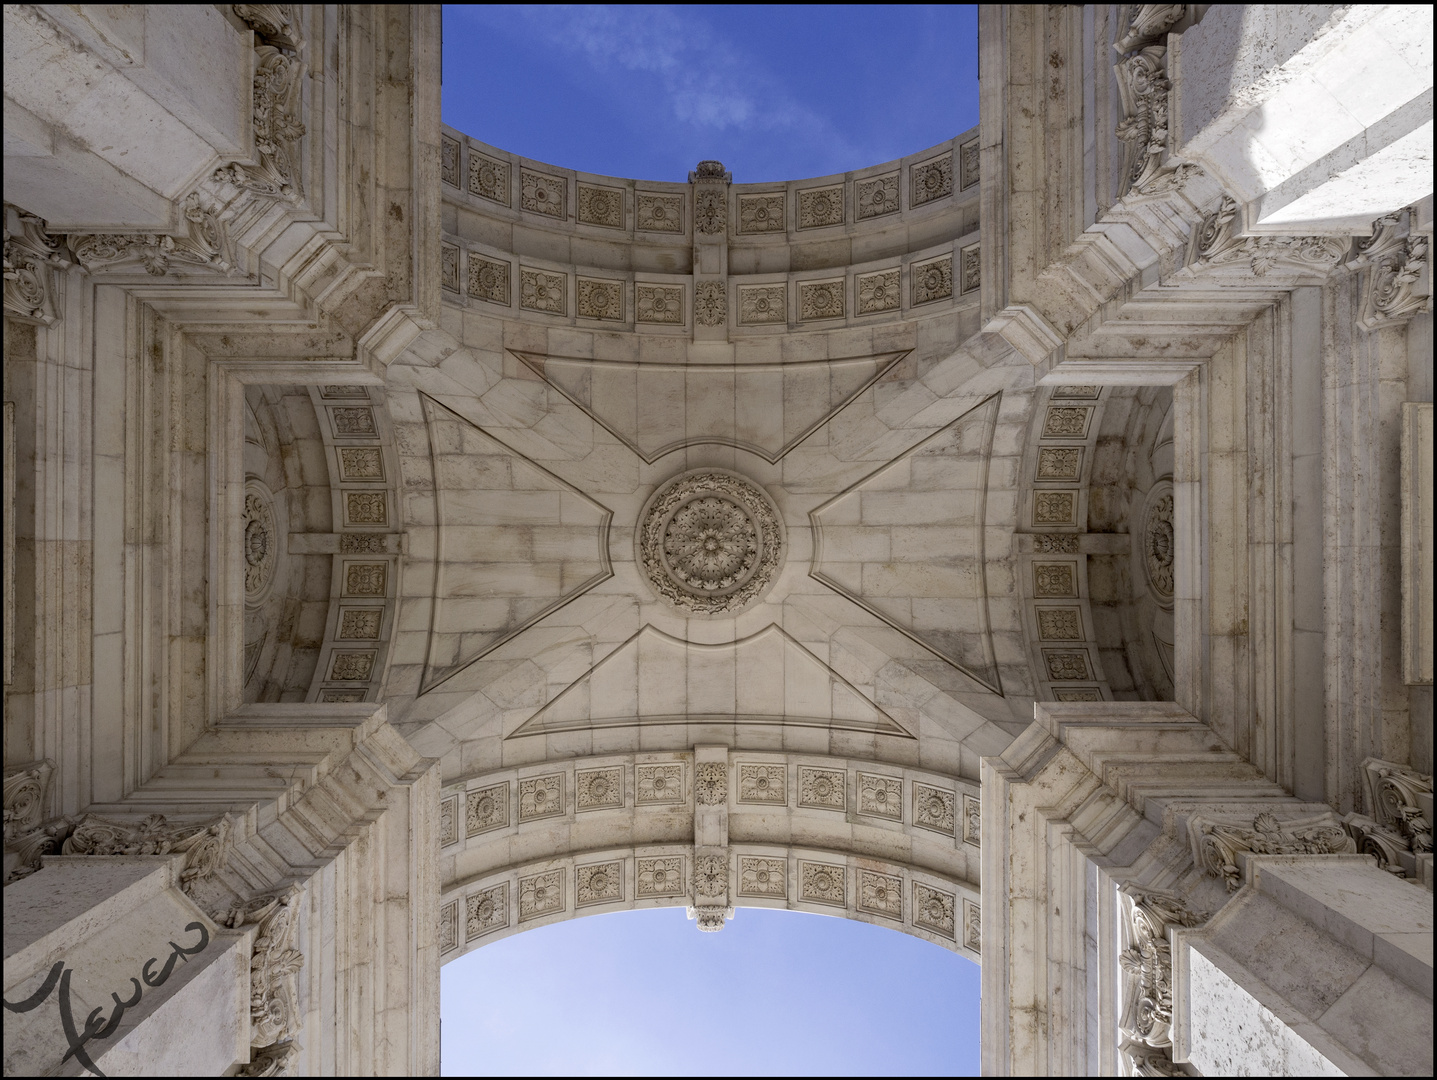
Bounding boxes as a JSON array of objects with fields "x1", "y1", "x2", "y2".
[
  {"x1": 1112, "y1": 6, "x2": 1185, "y2": 197},
  {"x1": 1347, "y1": 208, "x2": 1431, "y2": 330},
  {"x1": 1188, "y1": 810, "x2": 1355, "y2": 891},
  {"x1": 2, "y1": 810, "x2": 235, "y2": 893},
  {"x1": 68, "y1": 193, "x2": 234, "y2": 277},
  {"x1": 220, "y1": 884, "x2": 306, "y2": 1048},
  {"x1": 237, "y1": 1040, "x2": 300, "y2": 1077},
  {"x1": 1354, "y1": 758, "x2": 1434, "y2": 870},
  {"x1": 1186, "y1": 196, "x2": 1348, "y2": 280},
  {"x1": 1117, "y1": 882, "x2": 1208, "y2": 1073},
  {"x1": 218, "y1": 6, "x2": 308, "y2": 202},
  {"x1": 2, "y1": 759, "x2": 54, "y2": 841},
  {"x1": 3, "y1": 208, "x2": 69, "y2": 326}
]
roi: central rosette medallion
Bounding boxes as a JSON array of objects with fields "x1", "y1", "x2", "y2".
[{"x1": 638, "y1": 469, "x2": 785, "y2": 614}]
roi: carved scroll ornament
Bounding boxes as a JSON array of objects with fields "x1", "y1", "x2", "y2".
[
  {"x1": 221, "y1": 885, "x2": 306, "y2": 1047},
  {"x1": 1192, "y1": 810, "x2": 1355, "y2": 892},
  {"x1": 70, "y1": 193, "x2": 232, "y2": 276},
  {"x1": 3, "y1": 810, "x2": 235, "y2": 892},
  {"x1": 1348, "y1": 208, "x2": 1431, "y2": 330},
  {"x1": 1188, "y1": 196, "x2": 1348, "y2": 279},
  {"x1": 3, "y1": 210, "x2": 69, "y2": 326},
  {"x1": 1117, "y1": 883, "x2": 1207, "y2": 1065}
]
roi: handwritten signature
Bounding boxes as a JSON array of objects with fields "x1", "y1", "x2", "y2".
[{"x1": 3, "y1": 921, "x2": 210, "y2": 1077}]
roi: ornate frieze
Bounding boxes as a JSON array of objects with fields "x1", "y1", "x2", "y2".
[
  {"x1": 738, "y1": 764, "x2": 786, "y2": 805},
  {"x1": 636, "y1": 193, "x2": 682, "y2": 233},
  {"x1": 439, "y1": 795, "x2": 458, "y2": 846},
  {"x1": 798, "y1": 280, "x2": 845, "y2": 321},
  {"x1": 797, "y1": 185, "x2": 843, "y2": 229},
  {"x1": 797, "y1": 767, "x2": 846, "y2": 810},
  {"x1": 856, "y1": 174, "x2": 900, "y2": 220},
  {"x1": 70, "y1": 193, "x2": 232, "y2": 276},
  {"x1": 575, "y1": 767, "x2": 624, "y2": 812},
  {"x1": 3, "y1": 208, "x2": 68, "y2": 326},
  {"x1": 1187, "y1": 196, "x2": 1347, "y2": 279},
  {"x1": 1033, "y1": 491, "x2": 1076, "y2": 525},
  {"x1": 911, "y1": 154, "x2": 953, "y2": 207},
  {"x1": 857, "y1": 869, "x2": 903, "y2": 919},
  {"x1": 576, "y1": 861, "x2": 623, "y2": 907},
  {"x1": 465, "y1": 782, "x2": 510, "y2": 836},
  {"x1": 1036, "y1": 447, "x2": 1081, "y2": 481},
  {"x1": 439, "y1": 897, "x2": 458, "y2": 952},
  {"x1": 635, "y1": 284, "x2": 682, "y2": 324},
  {"x1": 1034, "y1": 562, "x2": 1077, "y2": 597},
  {"x1": 337, "y1": 609, "x2": 381, "y2": 640},
  {"x1": 638, "y1": 470, "x2": 784, "y2": 615},
  {"x1": 857, "y1": 773, "x2": 902, "y2": 820},
  {"x1": 577, "y1": 277, "x2": 624, "y2": 321},
  {"x1": 577, "y1": 183, "x2": 623, "y2": 228},
  {"x1": 738, "y1": 284, "x2": 786, "y2": 325},
  {"x1": 1190, "y1": 810, "x2": 1355, "y2": 891},
  {"x1": 636, "y1": 856, "x2": 684, "y2": 897},
  {"x1": 4, "y1": 810, "x2": 234, "y2": 891},
  {"x1": 1348, "y1": 207, "x2": 1431, "y2": 329},
  {"x1": 856, "y1": 269, "x2": 900, "y2": 315},
  {"x1": 913, "y1": 882, "x2": 956, "y2": 939},
  {"x1": 911, "y1": 255, "x2": 953, "y2": 305},
  {"x1": 518, "y1": 869, "x2": 564, "y2": 921},
  {"x1": 961, "y1": 793, "x2": 980, "y2": 847},
  {"x1": 695, "y1": 762, "x2": 729, "y2": 806},
  {"x1": 635, "y1": 763, "x2": 684, "y2": 805},
  {"x1": 1036, "y1": 608, "x2": 1082, "y2": 641},
  {"x1": 693, "y1": 280, "x2": 727, "y2": 326},
  {"x1": 738, "y1": 193, "x2": 786, "y2": 234},
  {"x1": 343, "y1": 562, "x2": 387, "y2": 596},
  {"x1": 799, "y1": 860, "x2": 846, "y2": 906},
  {"x1": 468, "y1": 153, "x2": 511, "y2": 206},
  {"x1": 1117, "y1": 883, "x2": 1207, "y2": 1057},
  {"x1": 468, "y1": 255, "x2": 511, "y2": 306},
  {"x1": 738, "y1": 856, "x2": 786, "y2": 898},
  {"x1": 1043, "y1": 650, "x2": 1090, "y2": 681},
  {"x1": 328, "y1": 651, "x2": 375, "y2": 681},
  {"x1": 465, "y1": 884, "x2": 507, "y2": 938},
  {"x1": 1033, "y1": 533, "x2": 1081, "y2": 554}
]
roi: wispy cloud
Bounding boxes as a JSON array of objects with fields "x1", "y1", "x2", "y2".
[{"x1": 456, "y1": 4, "x2": 863, "y2": 161}]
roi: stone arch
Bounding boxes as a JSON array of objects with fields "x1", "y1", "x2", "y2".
[{"x1": 436, "y1": 749, "x2": 981, "y2": 961}]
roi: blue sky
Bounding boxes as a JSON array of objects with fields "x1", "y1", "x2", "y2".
[
  {"x1": 439, "y1": 7, "x2": 981, "y2": 1075},
  {"x1": 441, "y1": 907, "x2": 981, "y2": 1076},
  {"x1": 441, "y1": 4, "x2": 979, "y2": 183}
]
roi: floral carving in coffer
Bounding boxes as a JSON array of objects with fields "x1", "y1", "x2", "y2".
[{"x1": 638, "y1": 470, "x2": 785, "y2": 614}]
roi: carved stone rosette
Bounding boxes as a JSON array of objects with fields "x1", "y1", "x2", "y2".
[
  {"x1": 637, "y1": 470, "x2": 785, "y2": 615},
  {"x1": 1347, "y1": 208, "x2": 1431, "y2": 330},
  {"x1": 1189, "y1": 810, "x2": 1355, "y2": 891},
  {"x1": 1117, "y1": 883, "x2": 1207, "y2": 1068}
]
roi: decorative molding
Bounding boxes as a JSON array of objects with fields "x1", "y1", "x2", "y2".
[
  {"x1": 694, "y1": 853, "x2": 728, "y2": 898},
  {"x1": 214, "y1": 40, "x2": 306, "y2": 202},
  {"x1": 738, "y1": 856, "x2": 786, "y2": 897},
  {"x1": 637, "y1": 470, "x2": 784, "y2": 615},
  {"x1": 858, "y1": 869, "x2": 903, "y2": 919},
  {"x1": 218, "y1": 885, "x2": 306, "y2": 1048},
  {"x1": 237, "y1": 1040, "x2": 300, "y2": 1077},
  {"x1": 689, "y1": 905, "x2": 731, "y2": 932},
  {"x1": 694, "y1": 280, "x2": 726, "y2": 326},
  {"x1": 962, "y1": 897, "x2": 980, "y2": 951},
  {"x1": 1187, "y1": 196, "x2": 1347, "y2": 279},
  {"x1": 1189, "y1": 810, "x2": 1356, "y2": 891},
  {"x1": 693, "y1": 161, "x2": 729, "y2": 236},
  {"x1": 856, "y1": 174, "x2": 900, "y2": 220},
  {"x1": 440, "y1": 135, "x2": 460, "y2": 187},
  {"x1": 960, "y1": 243, "x2": 981, "y2": 294},
  {"x1": 1111, "y1": 5, "x2": 1183, "y2": 196},
  {"x1": 695, "y1": 762, "x2": 729, "y2": 806},
  {"x1": 70, "y1": 193, "x2": 233, "y2": 276},
  {"x1": 1117, "y1": 883, "x2": 1207, "y2": 1056},
  {"x1": 914, "y1": 882, "x2": 956, "y2": 939},
  {"x1": 959, "y1": 140, "x2": 980, "y2": 190},
  {"x1": 737, "y1": 764, "x2": 786, "y2": 805},
  {"x1": 961, "y1": 793, "x2": 980, "y2": 847},
  {"x1": 738, "y1": 193, "x2": 785, "y2": 234},
  {"x1": 1347, "y1": 207, "x2": 1431, "y2": 329},
  {"x1": 1362, "y1": 757, "x2": 1433, "y2": 855},
  {"x1": 4, "y1": 811, "x2": 234, "y2": 890},
  {"x1": 439, "y1": 795, "x2": 458, "y2": 846},
  {"x1": 3, "y1": 208, "x2": 69, "y2": 326}
]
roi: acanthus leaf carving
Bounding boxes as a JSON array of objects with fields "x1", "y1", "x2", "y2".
[
  {"x1": 1347, "y1": 208, "x2": 1431, "y2": 330},
  {"x1": 214, "y1": 12, "x2": 307, "y2": 203},
  {"x1": 1187, "y1": 196, "x2": 1348, "y2": 280},
  {"x1": 237, "y1": 1040, "x2": 300, "y2": 1077},
  {"x1": 1190, "y1": 810, "x2": 1356, "y2": 891},
  {"x1": 1362, "y1": 757, "x2": 1433, "y2": 856},
  {"x1": 220, "y1": 884, "x2": 306, "y2": 1048},
  {"x1": 1114, "y1": 45, "x2": 1171, "y2": 196},
  {"x1": 2, "y1": 759, "x2": 54, "y2": 842},
  {"x1": 1117, "y1": 883, "x2": 1207, "y2": 1060},
  {"x1": 70, "y1": 193, "x2": 233, "y2": 277},
  {"x1": 3, "y1": 208, "x2": 69, "y2": 326}
]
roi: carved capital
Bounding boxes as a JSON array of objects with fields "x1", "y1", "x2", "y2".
[
  {"x1": 1347, "y1": 209, "x2": 1431, "y2": 330},
  {"x1": 3, "y1": 208, "x2": 69, "y2": 326},
  {"x1": 686, "y1": 904, "x2": 733, "y2": 932},
  {"x1": 1362, "y1": 757, "x2": 1433, "y2": 854},
  {"x1": 1189, "y1": 810, "x2": 1355, "y2": 891}
]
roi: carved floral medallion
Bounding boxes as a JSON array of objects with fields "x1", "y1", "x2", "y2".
[
  {"x1": 243, "y1": 480, "x2": 278, "y2": 605},
  {"x1": 637, "y1": 470, "x2": 785, "y2": 614}
]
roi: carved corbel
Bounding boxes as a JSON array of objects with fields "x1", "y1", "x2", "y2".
[
  {"x1": 1363, "y1": 757, "x2": 1433, "y2": 854},
  {"x1": 2, "y1": 809, "x2": 235, "y2": 892},
  {"x1": 68, "y1": 193, "x2": 233, "y2": 276},
  {"x1": 237, "y1": 1040, "x2": 300, "y2": 1077},
  {"x1": 1347, "y1": 208, "x2": 1431, "y2": 330},
  {"x1": 1116, "y1": 883, "x2": 1208, "y2": 1063},
  {"x1": 220, "y1": 885, "x2": 306, "y2": 1048},
  {"x1": 1112, "y1": 6, "x2": 1187, "y2": 198},
  {"x1": 216, "y1": 6, "x2": 307, "y2": 202},
  {"x1": 1186, "y1": 196, "x2": 1348, "y2": 280},
  {"x1": 3, "y1": 209, "x2": 69, "y2": 326},
  {"x1": 689, "y1": 849, "x2": 732, "y2": 932},
  {"x1": 1188, "y1": 810, "x2": 1355, "y2": 892},
  {"x1": 2, "y1": 759, "x2": 54, "y2": 840}
]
